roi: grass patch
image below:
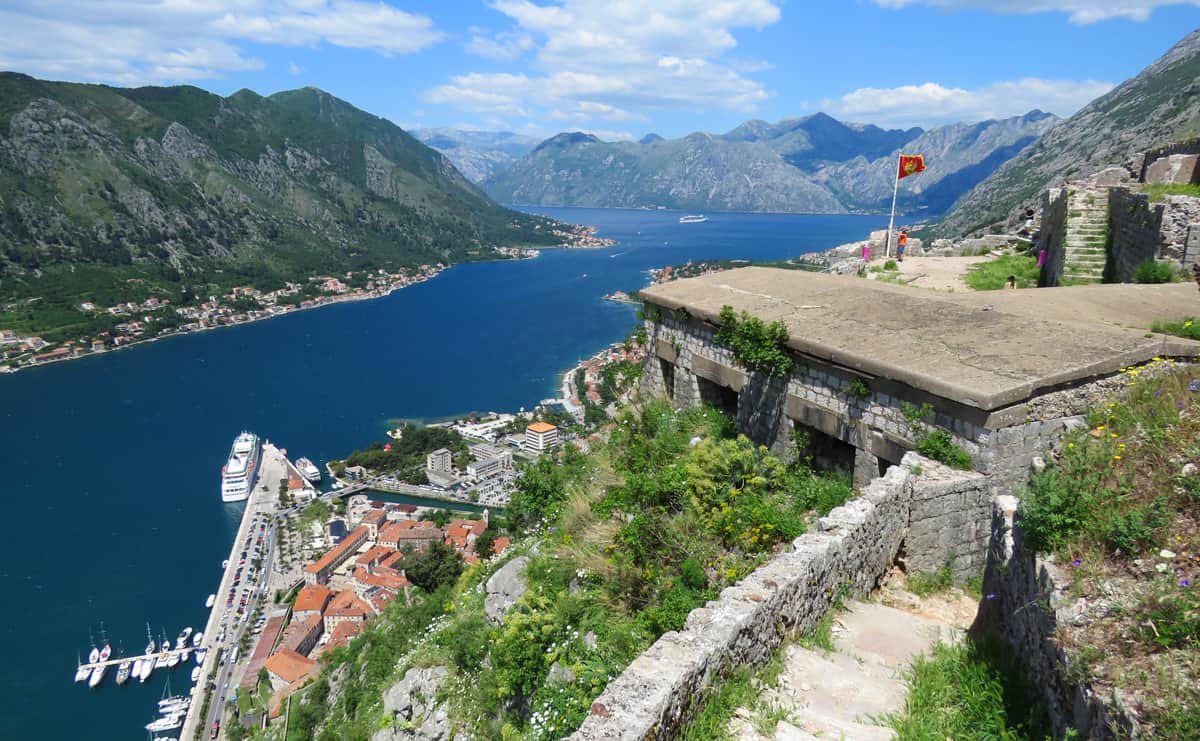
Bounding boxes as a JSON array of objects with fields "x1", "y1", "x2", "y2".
[
  {"x1": 1152, "y1": 317, "x2": 1200, "y2": 341},
  {"x1": 906, "y1": 564, "x2": 955, "y2": 597},
  {"x1": 1141, "y1": 183, "x2": 1200, "y2": 202},
  {"x1": 682, "y1": 651, "x2": 789, "y2": 740},
  {"x1": 888, "y1": 637, "x2": 1050, "y2": 740},
  {"x1": 1133, "y1": 259, "x2": 1181, "y2": 284},
  {"x1": 964, "y1": 254, "x2": 1040, "y2": 290}
]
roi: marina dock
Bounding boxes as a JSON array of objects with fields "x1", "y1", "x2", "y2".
[{"x1": 76, "y1": 646, "x2": 194, "y2": 672}]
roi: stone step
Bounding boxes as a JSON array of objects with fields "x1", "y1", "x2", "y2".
[{"x1": 732, "y1": 601, "x2": 962, "y2": 741}]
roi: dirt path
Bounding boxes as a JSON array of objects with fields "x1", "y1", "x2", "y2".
[{"x1": 866, "y1": 254, "x2": 996, "y2": 292}]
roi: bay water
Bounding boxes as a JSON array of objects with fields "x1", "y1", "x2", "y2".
[{"x1": 0, "y1": 208, "x2": 885, "y2": 739}]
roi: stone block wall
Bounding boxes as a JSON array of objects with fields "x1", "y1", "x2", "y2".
[
  {"x1": 572, "y1": 453, "x2": 988, "y2": 740},
  {"x1": 1037, "y1": 187, "x2": 1068, "y2": 287},
  {"x1": 1108, "y1": 187, "x2": 1164, "y2": 282},
  {"x1": 1136, "y1": 138, "x2": 1200, "y2": 182},
  {"x1": 1186, "y1": 224, "x2": 1200, "y2": 268},
  {"x1": 978, "y1": 497, "x2": 1138, "y2": 739},
  {"x1": 903, "y1": 462, "x2": 990, "y2": 579},
  {"x1": 1159, "y1": 195, "x2": 1200, "y2": 263}
]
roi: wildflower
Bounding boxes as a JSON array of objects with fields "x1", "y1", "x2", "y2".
[
  {"x1": 1190, "y1": 380, "x2": 1200, "y2": 392},
  {"x1": 1114, "y1": 455, "x2": 1122, "y2": 460},
  {"x1": 985, "y1": 593, "x2": 997, "y2": 601},
  {"x1": 1182, "y1": 578, "x2": 1191, "y2": 588},
  {"x1": 1068, "y1": 442, "x2": 1075, "y2": 449},
  {"x1": 1110, "y1": 433, "x2": 1118, "y2": 438},
  {"x1": 1072, "y1": 559, "x2": 1082, "y2": 567},
  {"x1": 1178, "y1": 401, "x2": 1186, "y2": 410}
]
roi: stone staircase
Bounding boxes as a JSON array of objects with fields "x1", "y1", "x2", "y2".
[
  {"x1": 730, "y1": 591, "x2": 974, "y2": 740},
  {"x1": 1062, "y1": 185, "x2": 1111, "y2": 283}
]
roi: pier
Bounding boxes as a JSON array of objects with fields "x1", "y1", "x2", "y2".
[
  {"x1": 76, "y1": 647, "x2": 194, "y2": 672},
  {"x1": 179, "y1": 441, "x2": 296, "y2": 741}
]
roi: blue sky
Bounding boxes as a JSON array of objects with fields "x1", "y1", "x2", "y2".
[{"x1": 1, "y1": 1, "x2": 1197, "y2": 139}]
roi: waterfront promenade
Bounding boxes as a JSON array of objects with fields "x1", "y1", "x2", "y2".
[{"x1": 181, "y1": 443, "x2": 293, "y2": 741}]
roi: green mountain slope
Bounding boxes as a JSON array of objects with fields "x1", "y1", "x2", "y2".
[
  {"x1": 0, "y1": 73, "x2": 560, "y2": 299},
  {"x1": 936, "y1": 28, "x2": 1200, "y2": 237}
]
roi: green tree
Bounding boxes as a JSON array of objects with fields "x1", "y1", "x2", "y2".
[
  {"x1": 400, "y1": 542, "x2": 464, "y2": 591},
  {"x1": 474, "y1": 528, "x2": 497, "y2": 558}
]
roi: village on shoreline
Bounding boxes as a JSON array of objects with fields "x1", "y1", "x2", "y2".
[{"x1": 0, "y1": 223, "x2": 613, "y2": 374}]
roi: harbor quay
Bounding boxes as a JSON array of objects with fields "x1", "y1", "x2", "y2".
[{"x1": 181, "y1": 442, "x2": 309, "y2": 741}]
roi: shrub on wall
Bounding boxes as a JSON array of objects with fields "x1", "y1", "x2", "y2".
[{"x1": 714, "y1": 305, "x2": 795, "y2": 378}]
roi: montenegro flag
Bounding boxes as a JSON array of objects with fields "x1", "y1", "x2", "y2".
[{"x1": 898, "y1": 154, "x2": 926, "y2": 179}]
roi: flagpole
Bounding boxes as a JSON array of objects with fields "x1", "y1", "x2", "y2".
[{"x1": 885, "y1": 152, "x2": 901, "y2": 259}]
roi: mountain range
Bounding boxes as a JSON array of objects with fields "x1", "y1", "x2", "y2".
[
  {"x1": 410, "y1": 128, "x2": 541, "y2": 183},
  {"x1": 0, "y1": 74, "x2": 560, "y2": 299},
  {"x1": 417, "y1": 112, "x2": 1057, "y2": 216},
  {"x1": 938, "y1": 27, "x2": 1200, "y2": 236}
]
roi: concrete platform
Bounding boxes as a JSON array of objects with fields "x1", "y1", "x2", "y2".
[{"x1": 640, "y1": 268, "x2": 1200, "y2": 411}]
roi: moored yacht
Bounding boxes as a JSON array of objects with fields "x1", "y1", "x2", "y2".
[
  {"x1": 192, "y1": 631, "x2": 204, "y2": 647},
  {"x1": 74, "y1": 662, "x2": 90, "y2": 683},
  {"x1": 115, "y1": 659, "x2": 132, "y2": 685},
  {"x1": 678, "y1": 214, "x2": 708, "y2": 224},
  {"x1": 87, "y1": 663, "x2": 106, "y2": 688},
  {"x1": 220, "y1": 432, "x2": 262, "y2": 503}
]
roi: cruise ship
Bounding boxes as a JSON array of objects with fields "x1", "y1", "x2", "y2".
[
  {"x1": 678, "y1": 214, "x2": 708, "y2": 224},
  {"x1": 295, "y1": 457, "x2": 321, "y2": 483},
  {"x1": 220, "y1": 432, "x2": 262, "y2": 503}
]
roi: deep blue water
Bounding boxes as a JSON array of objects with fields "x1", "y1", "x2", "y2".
[{"x1": 0, "y1": 208, "x2": 885, "y2": 740}]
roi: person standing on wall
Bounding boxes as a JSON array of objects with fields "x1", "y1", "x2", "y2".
[{"x1": 897, "y1": 228, "x2": 908, "y2": 262}]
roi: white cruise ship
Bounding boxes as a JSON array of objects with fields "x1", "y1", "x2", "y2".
[
  {"x1": 295, "y1": 457, "x2": 321, "y2": 483},
  {"x1": 678, "y1": 214, "x2": 708, "y2": 224},
  {"x1": 221, "y1": 432, "x2": 262, "y2": 503}
]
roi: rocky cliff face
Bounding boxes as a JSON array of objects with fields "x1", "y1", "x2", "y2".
[
  {"x1": 0, "y1": 74, "x2": 558, "y2": 286},
  {"x1": 937, "y1": 29, "x2": 1200, "y2": 237},
  {"x1": 478, "y1": 112, "x2": 1055, "y2": 215}
]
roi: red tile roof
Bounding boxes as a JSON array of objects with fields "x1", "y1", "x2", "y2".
[
  {"x1": 304, "y1": 525, "x2": 369, "y2": 574},
  {"x1": 264, "y1": 649, "x2": 316, "y2": 684},
  {"x1": 293, "y1": 584, "x2": 332, "y2": 614}
]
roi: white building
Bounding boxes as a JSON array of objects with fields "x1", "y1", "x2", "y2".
[
  {"x1": 524, "y1": 422, "x2": 559, "y2": 454},
  {"x1": 467, "y1": 450, "x2": 513, "y2": 480},
  {"x1": 426, "y1": 448, "x2": 453, "y2": 473}
]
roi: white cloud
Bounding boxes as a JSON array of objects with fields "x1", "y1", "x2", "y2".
[
  {"x1": 824, "y1": 78, "x2": 1115, "y2": 127},
  {"x1": 288, "y1": 61, "x2": 304, "y2": 75},
  {"x1": 466, "y1": 31, "x2": 535, "y2": 61},
  {"x1": 429, "y1": 0, "x2": 781, "y2": 127},
  {"x1": 870, "y1": 0, "x2": 1199, "y2": 23},
  {"x1": 0, "y1": 1, "x2": 442, "y2": 84}
]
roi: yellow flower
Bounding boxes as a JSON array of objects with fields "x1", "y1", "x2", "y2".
[
  {"x1": 1118, "y1": 443, "x2": 1126, "y2": 449},
  {"x1": 1067, "y1": 443, "x2": 1075, "y2": 449},
  {"x1": 1110, "y1": 433, "x2": 1118, "y2": 438},
  {"x1": 1113, "y1": 455, "x2": 1122, "y2": 460}
]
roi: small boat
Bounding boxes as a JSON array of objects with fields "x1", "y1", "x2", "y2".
[
  {"x1": 88, "y1": 663, "x2": 106, "y2": 688},
  {"x1": 145, "y1": 713, "x2": 184, "y2": 733},
  {"x1": 74, "y1": 662, "x2": 91, "y2": 683},
  {"x1": 158, "y1": 694, "x2": 188, "y2": 708},
  {"x1": 205, "y1": 594, "x2": 216, "y2": 608},
  {"x1": 154, "y1": 652, "x2": 169, "y2": 670},
  {"x1": 162, "y1": 639, "x2": 171, "y2": 652},
  {"x1": 87, "y1": 646, "x2": 100, "y2": 665},
  {"x1": 98, "y1": 644, "x2": 111, "y2": 662},
  {"x1": 132, "y1": 658, "x2": 144, "y2": 678},
  {"x1": 179, "y1": 648, "x2": 190, "y2": 663},
  {"x1": 140, "y1": 660, "x2": 154, "y2": 682},
  {"x1": 678, "y1": 214, "x2": 708, "y2": 224},
  {"x1": 192, "y1": 631, "x2": 204, "y2": 648},
  {"x1": 195, "y1": 649, "x2": 207, "y2": 665},
  {"x1": 191, "y1": 667, "x2": 201, "y2": 682},
  {"x1": 167, "y1": 652, "x2": 180, "y2": 668},
  {"x1": 116, "y1": 660, "x2": 132, "y2": 685}
]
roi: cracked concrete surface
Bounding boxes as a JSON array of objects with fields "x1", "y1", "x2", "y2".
[{"x1": 641, "y1": 267, "x2": 1200, "y2": 411}]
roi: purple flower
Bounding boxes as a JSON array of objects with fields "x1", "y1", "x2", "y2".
[
  {"x1": 1155, "y1": 390, "x2": 1164, "y2": 397},
  {"x1": 1182, "y1": 578, "x2": 1191, "y2": 588},
  {"x1": 1179, "y1": 401, "x2": 1187, "y2": 410},
  {"x1": 1190, "y1": 380, "x2": 1200, "y2": 392},
  {"x1": 985, "y1": 593, "x2": 997, "y2": 601},
  {"x1": 1072, "y1": 559, "x2": 1082, "y2": 567}
]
